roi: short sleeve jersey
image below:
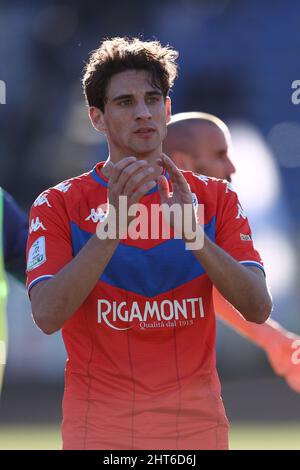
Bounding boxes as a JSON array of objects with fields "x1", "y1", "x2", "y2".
[{"x1": 26, "y1": 162, "x2": 264, "y2": 450}]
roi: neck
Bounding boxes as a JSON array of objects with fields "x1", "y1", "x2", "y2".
[{"x1": 101, "y1": 146, "x2": 164, "y2": 180}]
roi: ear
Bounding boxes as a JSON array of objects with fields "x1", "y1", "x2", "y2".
[
  {"x1": 89, "y1": 106, "x2": 106, "y2": 133},
  {"x1": 165, "y1": 96, "x2": 172, "y2": 123}
]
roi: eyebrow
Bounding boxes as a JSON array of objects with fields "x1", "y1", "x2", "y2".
[{"x1": 111, "y1": 90, "x2": 163, "y2": 103}]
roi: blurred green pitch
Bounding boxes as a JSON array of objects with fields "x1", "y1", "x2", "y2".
[{"x1": 0, "y1": 423, "x2": 300, "y2": 450}]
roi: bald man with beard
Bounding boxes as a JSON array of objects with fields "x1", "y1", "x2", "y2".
[{"x1": 163, "y1": 112, "x2": 300, "y2": 393}]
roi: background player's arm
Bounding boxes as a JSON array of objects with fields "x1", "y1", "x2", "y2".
[
  {"x1": 213, "y1": 287, "x2": 300, "y2": 392},
  {"x1": 193, "y1": 238, "x2": 272, "y2": 323},
  {"x1": 30, "y1": 157, "x2": 157, "y2": 334},
  {"x1": 3, "y1": 190, "x2": 28, "y2": 282}
]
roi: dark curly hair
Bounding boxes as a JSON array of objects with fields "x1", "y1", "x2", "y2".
[{"x1": 82, "y1": 37, "x2": 179, "y2": 111}]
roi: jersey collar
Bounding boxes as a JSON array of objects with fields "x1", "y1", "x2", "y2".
[{"x1": 91, "y1": 161, "x2": 170, "y2": 195}]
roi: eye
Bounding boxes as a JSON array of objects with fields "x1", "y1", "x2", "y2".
[
  {"x1": 146, "y1": 96, "x2": 160, "y2": 104},
  {"x1": 119, "y1": 99, "x2": 132, "y2": 106},
  {"x1": 217, "y1": 151, "x2": 226, "y2": 160}
]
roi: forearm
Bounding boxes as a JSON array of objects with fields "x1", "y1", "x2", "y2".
[
  {"x1": 31, "y1": 157, "x2": 159, "y2": 334},
  {"x1": 32, "y1": 235, "x2": 119, "y2": 333},
  {"x1": 213, "y1": 287, "x2": 279, "y2": 347},
  {"x1": 192, "y1": 234, "x2": 272, "y2": 323}
]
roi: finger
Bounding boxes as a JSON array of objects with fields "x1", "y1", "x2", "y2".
[
  {"x1": 157, "y1": 175, "x2": 170, "y2": 203},
  {"x1": 129, "y1": 180, "x2": 157, "y2": 204},
  {"x1": 159, "y1": 155, "x2": 191, "y2": 192},
  {"x1": 173, "y1": 180, "x2": 192, "y2": 201},
  {"x1": 109, "y1": 156, "x2": 137, "y2": 187},
  {"x1": 103, "y1": 160, "x2": 114, "y2": 179},
  {"x1": 160, "y1": 156, "x2": 193, "y2": 205},
  {"x1": 157, "y1": 154, "x2": 178, "y2": 173},
  {"x1": 113, "y1": 160, "x2": 149, "y2": 195},
  {"x1": 123, "y1": 165, "x2": 155, "y2": 196}
]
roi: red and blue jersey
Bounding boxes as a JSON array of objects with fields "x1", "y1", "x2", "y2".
[{"x1": 26, "y1": 161, "x2": 264, "y2": 450}]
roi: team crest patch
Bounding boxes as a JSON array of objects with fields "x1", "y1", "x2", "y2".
[{"x1": 27, "y1": 236, "x2": 46, "y2": 271}]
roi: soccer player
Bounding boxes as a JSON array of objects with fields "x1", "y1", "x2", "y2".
[
  {"x1": 0, "y1": 187, "x2": 28, "y2": 392},
  {"x1": 26, "y1": 37, "x2": 272, "y2": 450},
  {"x1": 163, "y1": 112, "x2": 300, "y2": 393}
]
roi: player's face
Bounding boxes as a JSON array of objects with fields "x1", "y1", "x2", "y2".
[
  {"x1": 90, "y1": 69, "x2": 171, "y2": 160},
  {"x1": 192, "y1": 124, "x2": 236, "y2": 182}
]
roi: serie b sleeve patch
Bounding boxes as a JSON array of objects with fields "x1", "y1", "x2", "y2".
[{"x1": 27, "y1": 236, "x2": 46, "y2": 271}]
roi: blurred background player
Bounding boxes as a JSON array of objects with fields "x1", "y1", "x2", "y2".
[
  {"x1": 163, "y1": 111, "x2": 300, "y2": 392},
  {"x1": 0, "y1": 187, "x2": 28, "y2": 393}
]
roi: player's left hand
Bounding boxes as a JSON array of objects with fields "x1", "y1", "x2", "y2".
[
  {"x1": 156, "y1": 154, "x2": 198, "y2": 241},
  {"x1": 265, "y1": 331, "x2": 300, "y2": 393}
]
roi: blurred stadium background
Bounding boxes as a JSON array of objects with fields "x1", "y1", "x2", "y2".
[{"x1": 1, "y1": 0, "x2": 300, "y2": 449}]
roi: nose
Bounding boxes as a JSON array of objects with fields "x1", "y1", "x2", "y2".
[
  {"x1": 134, "y1": 100, "x2": 152, "y2": 120},
  {"x1": 226, "y1": 156, "x2": 236, "y2": 178}
]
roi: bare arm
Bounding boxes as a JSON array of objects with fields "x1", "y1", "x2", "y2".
[
  {"x1": 30, "y1": 156, "x2": 157, "y2": 334},
  {"x1": 30, "y1": 235, "x2": 119, "y2": 334},
  {"x1": 157, "y1": 154, "x2": 272, "y2": 324},
  {"x1": 214, "y1": 285, "x2": 276, "y2": 345},
  {"x1": 193, "y1": 241, "x2": 272, "y2": 323}
]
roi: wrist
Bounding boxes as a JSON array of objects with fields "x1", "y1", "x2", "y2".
[
  {"x1": 91, "y1": 231, "x2": 120, "y2": 248},
  {"x1": 183, "y1": 225, "x2": 205, "y2": 250}
]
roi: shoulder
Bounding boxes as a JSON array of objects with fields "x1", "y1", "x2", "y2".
[
  {"x1": 181, "y1": 170, "x2": 235, "y2": 201},
  {"x1": 180, "y1": 171, "x2": 242, "y2": 225},
  {"x1": 31, "y1": 169, "x2": 95, "y2": 211}
]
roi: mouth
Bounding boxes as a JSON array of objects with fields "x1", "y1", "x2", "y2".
[{"x1": 134, "y1": 127, "x2": 156, "y2": 136}]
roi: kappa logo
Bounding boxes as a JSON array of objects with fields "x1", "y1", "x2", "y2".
[
  {"x1": 193, "y1": 174, "x2": 209, "y2": 186},
  {"x1": 29, "y1": 217, "x2": 47, "y2": 234},
  {"x1": 55, "y1": 181, "x2": 72, "y2": 193},
  {"x1": 85, "y1": 207, "x2": 106, "y2": 223},
  {"x1": 33, "y1": 192, "x2": 52, "y2": 208},
  {"x1": 236, "y1": 203, "x2": 247, "y2": 220}
]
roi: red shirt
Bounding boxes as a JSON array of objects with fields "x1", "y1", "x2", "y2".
[{"x1": 26, "y1": 162, "x2": 264, "y2": 449}]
